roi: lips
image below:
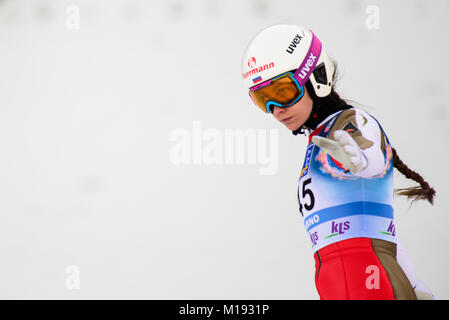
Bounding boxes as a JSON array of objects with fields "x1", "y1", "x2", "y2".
[{"x1": 281, "y1": 116, "x2": 294, "y2": 123}]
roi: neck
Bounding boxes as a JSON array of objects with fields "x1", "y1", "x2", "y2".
[
  {"x1": 292, "y1": 83, "x2": 353, "y2": 135},
  {"x1": 303, "y1": 101, "x2": 352, "y2": 130}
]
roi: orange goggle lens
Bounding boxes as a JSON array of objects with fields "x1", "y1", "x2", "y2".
[{"x1": 249, "y1": 72, "x2": 304, "y2": 113}]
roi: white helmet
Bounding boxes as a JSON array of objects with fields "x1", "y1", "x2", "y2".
[{"x1": 241, "y1": 24, "x2": 334, "y2": 97}]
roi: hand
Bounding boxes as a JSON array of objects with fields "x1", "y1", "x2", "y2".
[{"x1": 311, "y1": 130, "x2": 367, "y2": 175}]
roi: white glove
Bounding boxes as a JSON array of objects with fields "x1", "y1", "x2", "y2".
[{"x1": 311, "y1": 130, "x2": 368, "y2": 175}]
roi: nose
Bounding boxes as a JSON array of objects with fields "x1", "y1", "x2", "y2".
[{"x1": 271, "y1": 105, "x2": 285, "y2": 116}]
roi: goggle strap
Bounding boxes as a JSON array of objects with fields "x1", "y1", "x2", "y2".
[{"x1": 251, "y1": 79, "x2": 272, "y2": 91}]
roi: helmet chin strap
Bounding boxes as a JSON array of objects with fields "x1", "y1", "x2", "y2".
[
  {"x1": 291, "y1": 127, "x2": 303, "y2": 135},
  {"x1": 292, "y1": 126, "x2": 309, "y2": 135}
]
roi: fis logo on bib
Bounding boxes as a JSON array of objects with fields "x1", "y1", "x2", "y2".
[{"x1": 300, "y1": 144, "x2": 314, "y2": 179}]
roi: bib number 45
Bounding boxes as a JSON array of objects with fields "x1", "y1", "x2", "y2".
[{"x1": 298, "y1": 177, "x2": 315, "y2": 216}]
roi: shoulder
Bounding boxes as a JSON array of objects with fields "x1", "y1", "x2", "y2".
[
  {"x1": 331, "y1": 107, "x2": 385, "y2": 133},
  {"x1": 330, "y1": 107, "x2": 385, "y2": 150}
]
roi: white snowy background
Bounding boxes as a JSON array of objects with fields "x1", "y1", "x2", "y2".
[{"x1": 0, "y1": 0, "x2": 448, "y2": 299}]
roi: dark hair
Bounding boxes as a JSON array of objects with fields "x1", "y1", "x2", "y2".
[
  {"x1": 301, "y1": 66, "x2": 351, "y2": 131},
  {"x1": 310, "y1": 61, "x2": 436, "y2": 206},
  {"x1": 304, "y1": 61, "x2": 347, "y2": 112},
  {"x1": 391, "y1": 148, "x2": 436, "y2": 205}
]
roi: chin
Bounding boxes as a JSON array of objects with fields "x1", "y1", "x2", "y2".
[{"x1": 286, "y1": 121, "x2": 303, "y2": 131}]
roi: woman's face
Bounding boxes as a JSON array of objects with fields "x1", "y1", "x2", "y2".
[{"x1": 271, "y1": 86, "x2": 314, "y2": 131}]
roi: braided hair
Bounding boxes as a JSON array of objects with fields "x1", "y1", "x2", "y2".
[{"x1": 392, "y1": 148, "x2": 436, "y2": 205}]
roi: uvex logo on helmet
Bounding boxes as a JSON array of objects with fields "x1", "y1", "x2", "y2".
[
  {"x1": 296, "y1": 52, "x2": 317, "y2": 80},
  {"x1": 285, "y1": 34, "x2": 303, "y2": 54},
  {"x1": 242, "y1": 61, "x2": 275, "y2": 80},
  {"x1": 248, "y1": 57, "x2": 256, "y2": 68}
]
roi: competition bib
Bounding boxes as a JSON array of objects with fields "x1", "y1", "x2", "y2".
[{"x1": 297, "y1": 111, "x2": 397, "y2": 252}]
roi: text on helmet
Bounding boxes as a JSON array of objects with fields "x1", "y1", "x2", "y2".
[
  {"x1": 242, "y1": 62, "x2": 275, "y2": 80},
  {"x1": 286, "y1": 34, "x2": 303, "y2": 54},
  {"x1": 297, "y1": 53, "x2": 317, "y2": 80}
]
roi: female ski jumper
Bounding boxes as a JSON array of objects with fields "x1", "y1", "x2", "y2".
[{"x1": 241, "y1": 24, "x2": 436, "y2": 300}]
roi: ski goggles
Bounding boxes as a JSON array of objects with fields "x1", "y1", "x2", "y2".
[{"x1": 248, "y1": 71, "x2": 305, "y2": 113}]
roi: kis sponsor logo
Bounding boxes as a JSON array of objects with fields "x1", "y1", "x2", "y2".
[
  {"x1": 331, "y1": 221, "x2": 350, "y2": 235},
  {"x1": 286, "y1": 34, "x2": 303, "y2": 54},
  {"x1": 310, "y1": 232, "x2": 318, "y2": 246},
  {"x1": 387, "y1": 221, "x2": 396, "y2": 236}
]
